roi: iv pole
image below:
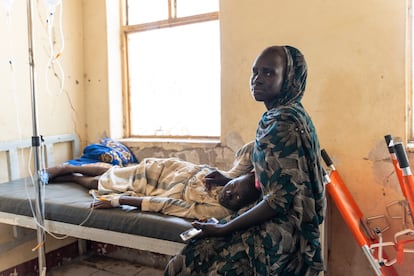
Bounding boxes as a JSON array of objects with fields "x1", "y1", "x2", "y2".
[{"x1": 26, "y1": 0, "x2": 47, "y2": 274}]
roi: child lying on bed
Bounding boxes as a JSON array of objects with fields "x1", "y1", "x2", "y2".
[{"x1": 46, "y1": 142, "x2": 260, "y2": 220}]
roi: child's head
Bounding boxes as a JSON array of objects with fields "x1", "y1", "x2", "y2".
[{"x1": 218, "y1": 173, "x2": 260, "y2": 211}]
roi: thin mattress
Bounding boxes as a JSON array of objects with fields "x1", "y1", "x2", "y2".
[{"x1": 0, "y1": 178, "x2": 192, "y2": 243}]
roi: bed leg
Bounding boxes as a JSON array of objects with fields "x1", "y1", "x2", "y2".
[{"x1": 77, "y1": 239, "x2": 87, "y2": 256}]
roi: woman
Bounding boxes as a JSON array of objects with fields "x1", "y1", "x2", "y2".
[{"x1": 165, "y1": 46, "x2": 326, "y2": 275}]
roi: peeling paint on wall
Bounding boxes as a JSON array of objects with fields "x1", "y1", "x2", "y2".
[
  {"x1": 367, "y1": 139, "x2": 401, "y2": 192},
  {"x1": 125, "y1": 133, "x2": 248, "y2": 171},
  {"x1": 129, "y1": 144, "x2": 239, "y2": 171}
]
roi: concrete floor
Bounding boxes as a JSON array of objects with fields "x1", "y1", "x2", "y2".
[{"x1": 48, "y1": 255, "x2": 164, "y2": 276}]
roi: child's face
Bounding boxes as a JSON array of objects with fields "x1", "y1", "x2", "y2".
[{"x1": 218, "y1": 175, "x2": 259, "y2": 211}]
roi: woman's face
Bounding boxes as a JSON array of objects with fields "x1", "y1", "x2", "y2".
[{"x1": 250, "y1": 48, "x2": 287, "y2": 109}]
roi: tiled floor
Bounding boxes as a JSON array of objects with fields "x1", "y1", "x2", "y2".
[{"x1": 48, "y1": 255, "x2": 164, "y2": 276}]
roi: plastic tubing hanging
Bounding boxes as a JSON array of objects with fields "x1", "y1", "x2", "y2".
[{"x1": 45, "y1": 0, "x2": 64, "y2": 96}]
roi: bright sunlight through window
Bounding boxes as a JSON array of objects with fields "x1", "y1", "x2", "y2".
[{"x1": 125, "y1": 0, "x2": 220, "y2": 138}]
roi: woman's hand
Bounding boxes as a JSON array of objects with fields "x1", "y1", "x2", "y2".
[
  {"x1": 205, "y1": 170, "x2": 231, "y2": 190},
  {"x1": 192, "y1": 221, "x2": 229, "y2": 238}
]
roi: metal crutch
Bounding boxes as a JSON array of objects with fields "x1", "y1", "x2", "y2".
[{"x1": 321, "y1": 149, "x2": 399, "y2": 276}]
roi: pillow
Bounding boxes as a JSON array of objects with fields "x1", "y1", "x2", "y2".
[{"x1": 66, "y1": 138, "x2": 138, "y2": 166}]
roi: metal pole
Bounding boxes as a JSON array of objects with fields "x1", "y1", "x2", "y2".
[{"x1": 26, "y1": 0, "x2": 47, "y2": 274}]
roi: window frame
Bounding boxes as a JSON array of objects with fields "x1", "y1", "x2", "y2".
[{"x1": 120, "y1": 0, "x2": 219, "y2": 139}]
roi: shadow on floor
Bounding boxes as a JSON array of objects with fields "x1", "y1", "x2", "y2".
[{"x1": 48, "y1": 255, "x2": 164, "y2": 276}]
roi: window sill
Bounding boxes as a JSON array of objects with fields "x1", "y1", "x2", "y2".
[{"x1": 119, "y1": 137, "x2": 221, "y2": 148}]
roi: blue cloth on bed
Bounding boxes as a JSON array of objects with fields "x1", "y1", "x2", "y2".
[{"x1": 66, "y1": 138, "x2": 138, "y2": 166}]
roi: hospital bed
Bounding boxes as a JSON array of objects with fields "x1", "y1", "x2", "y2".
[{"x1": 0, "y1": 134, "x2": 189, "y2": 257}]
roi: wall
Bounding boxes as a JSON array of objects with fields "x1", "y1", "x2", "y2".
[
  {"x1": 217, "y1": 0, "x2": 411, "y2": 275},
  {"x1": 0, "y1": 0, "x2": 412, "y2": 274},
  {"x1": 83, "y1": 0, "x2": 124, "y2": 143},
  {"x1": 0, "y1": 0, "x2": 84, "y2": 271},
  {"x1": 0, "y1": 0, "x2": 86, "y2": 179}
]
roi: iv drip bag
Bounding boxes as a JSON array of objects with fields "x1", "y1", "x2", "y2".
[
  {"x1": 45, "y1": 0, "x2": 61, "y2": 7},
  {"x1": 3, "y1": 0, "x2": 14, "y2": 12}
]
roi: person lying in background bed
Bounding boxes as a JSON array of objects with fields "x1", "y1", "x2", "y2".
[{"x1": 45, "y1": 142, "x2": 260, "y2": 220}]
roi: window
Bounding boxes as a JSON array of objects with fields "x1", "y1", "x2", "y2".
[{"x1": 123, "y1": 0, "x2": 220, "y2": 138}]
